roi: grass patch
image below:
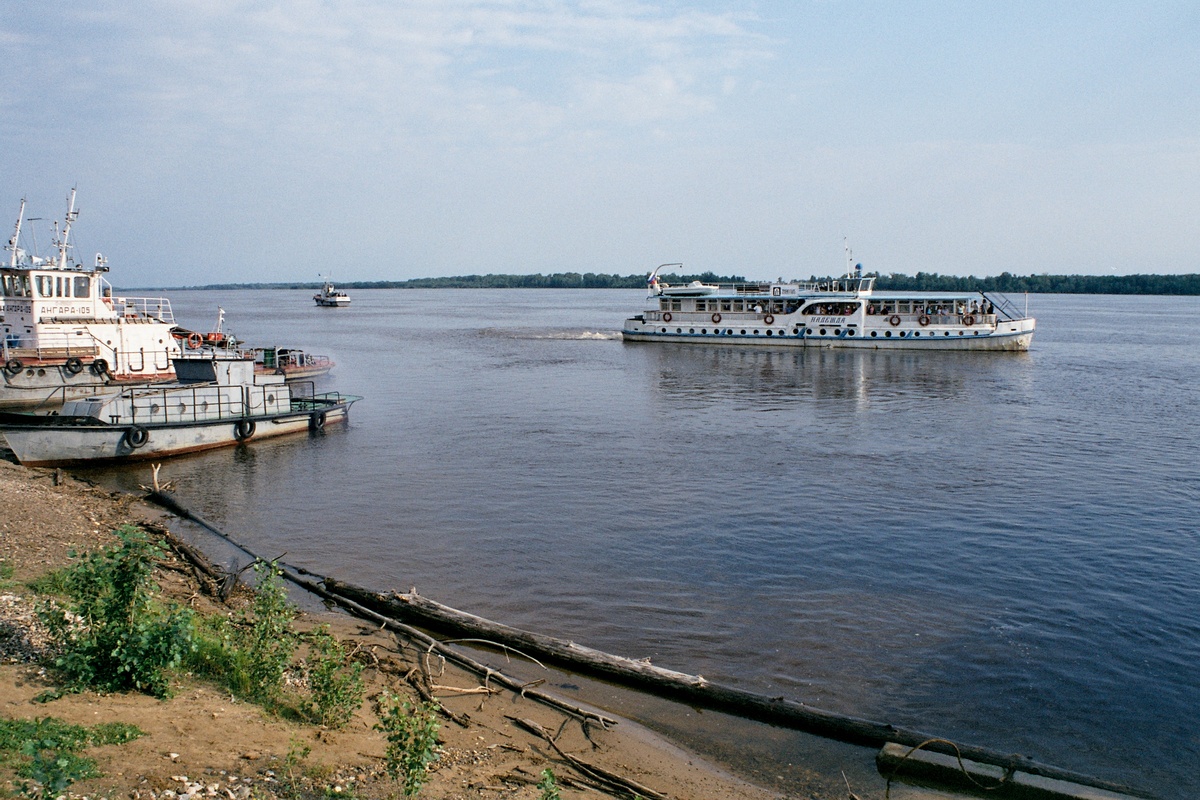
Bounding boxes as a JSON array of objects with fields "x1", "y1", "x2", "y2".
[{"x1": 0, "y1": 716, "x2": 144, "y2": 798}]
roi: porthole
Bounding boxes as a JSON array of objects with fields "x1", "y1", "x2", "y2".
[
  {"x1": 661, "y1": 328, "x2": 667, "y2": 332},
  {"x1": 885, "y1": 331, "x2": 892, "y2": 337},
  {"x1": 689, "y1": 328, "x2": 695, "y2": 333},
  {"x1": 899, "y1": 331, "x2": 907, "y2": 337},
  {"x1": 870, "y1": 331, "x2": 878, "y2": 337},
  {"x1": 701, "y1": 328, "x2": 707, "y2": 334},
  {"x1": 958, "y1": 331, "x2": 964, "y2": 336},
  {"x1": 847, "y1": 329, "x2": 855, "y2": 336},
  {"x1": 819, "y1": 328, "x2": 827, "y2": 335},
  {"x1": 676, "y1": 328, "x2": 682, "y2": 333},
  {"x1": 37, "y1": 369, "x2": 46, "y2": 376},
  {"x1": 740, "y1": 329, "x2": 747, "y2": 334},
  {"x1": 914, "y1": 332, "x2": 920, "y2": 337},
  {"x1": 806, "y1": 328, "x2": 813, "y2": 335},
  {"x1": 753, "y1": 329, "x2": 760, "y2": 335},
  {"x1": 974, "y1": 331, "x2": 980, "y2": 336}
]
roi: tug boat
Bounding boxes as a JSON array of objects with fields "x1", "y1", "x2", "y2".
[
  {"x1": 313, "y1": 277, "x2": 350, "y2": 307},
  {"x1": 1, "y1": 192, "x2": 337, "y2": 409},
  {"x1": 622, "y1": 260, "x2": 1035, "y2": 351},
  {"x1": 0, "y1": 350, "x2": 361, "y2": 467},
  {"x1": 1, "y1": 191, "x2": 185, "y2": 408}
]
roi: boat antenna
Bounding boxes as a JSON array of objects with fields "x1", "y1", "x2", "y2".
[
  {"x1": 7, "y1": 198, "x2": 25, "y2": 269},
  {"x1": 53, "y1": 188, "x2": 78, "y2": 270},
  {"x1": 843, "y1": 237, "x2": 853, "y2": 278}
]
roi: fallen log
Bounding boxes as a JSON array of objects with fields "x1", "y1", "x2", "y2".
[{"x1": 324, "y1": 579, "x2": 1151, "y2": 800}]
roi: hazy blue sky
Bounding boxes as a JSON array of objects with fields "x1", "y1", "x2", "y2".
[{"x1": 3, "y1": 1, "x2": 1197, "y2": 286}]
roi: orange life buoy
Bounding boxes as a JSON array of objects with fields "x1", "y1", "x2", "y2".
[
  {"x1": 663, "y1": 312, "x2": 673, "y2": 322},
  {"x1": 918, "y1": 314, "x2": 931, "y2": 327},
  {"x1": 888, "y1": 314, "x2": 901, "y2": 327},
  {"x1": 186, "y1": 333, "x2": 203, "y2": 349},
  {"x1": 711, "y1": 313, "x2": 722, "y2": 324},
  {"x1": 763, "y1": 314, "x2": 775, "y2": 325},
  {"x1": 963, "y1": 314, "x2": 976, "y2": 326}
]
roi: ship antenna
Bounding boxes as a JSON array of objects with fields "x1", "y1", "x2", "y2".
[
  {"x1": 7, "y1": 198, "x2": 25, "y2": 269},
  {"x1": 843, "y1": 237, "x2": 853, "y2": 278}
]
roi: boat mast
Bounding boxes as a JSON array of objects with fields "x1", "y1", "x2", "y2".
[
  {"x1": 53, "y1": 188, "x2": 78, "y2": 270},
  {"x1": 7, "y1": 198, "x2": 25, "y2": 268}
]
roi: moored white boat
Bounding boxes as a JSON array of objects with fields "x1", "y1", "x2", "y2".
[
  {"x1": 1, "y1": 192, "x2": 339, "y2": 409},
  {"x1": 2, "y1": 191, "x2": 185, "y2": 408},
  {"x1": 622, "y1": 260, "x2": 1035, "y2": 351},
  {"x1": 0, "y1": 351, "x2": 361, "y2": 467}
]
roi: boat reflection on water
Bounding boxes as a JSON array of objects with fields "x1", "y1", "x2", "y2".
[{"x1": 641, "y1": 343, "x2": 1031, "y2": 410}]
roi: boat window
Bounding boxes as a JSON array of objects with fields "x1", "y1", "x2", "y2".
[
  {"x1": 670, "y1": 299, "x2": 681, "y2": 311},
  {"x1": 0, "y1": 275, "x2": 9, "y2": 296},
  {"x1": 898, "y1": 301, "x2": 912, "y2": 314},
  {"x1": 35, "y1": 275, "x2": 55, "y2": 298},
  {"x1": 74, "y1": 276, "x2": 90, "y2": 298},
  {"x1": 730, "y1": 300, "x2": 741, "y2": 312},
  {"x1": 696, "y1": 299, "x2": 708, "y2": 311}
]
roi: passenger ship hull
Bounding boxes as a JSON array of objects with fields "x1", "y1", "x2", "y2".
[{"x1": 622, "y1": 317, "x2": 1035, "y2": 350}]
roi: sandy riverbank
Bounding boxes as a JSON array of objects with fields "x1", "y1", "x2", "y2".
[{"x1": 0, "y1": 460, "x2": 820, "y2": 800}]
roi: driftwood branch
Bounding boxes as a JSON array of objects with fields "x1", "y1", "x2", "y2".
[{"x1": 508, "y1": 716, "x2": 669, "y2": 800}]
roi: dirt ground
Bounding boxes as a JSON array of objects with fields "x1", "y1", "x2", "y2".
[{"x1": 0, "y1": 460, "x2": 794, "y2": 800}]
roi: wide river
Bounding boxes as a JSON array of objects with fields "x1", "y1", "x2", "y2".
[{"x1": 85, "y1": 289, "x2": 1197, "y2": 797}]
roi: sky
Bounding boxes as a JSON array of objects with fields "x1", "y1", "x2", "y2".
[{"x1": 2, "y1": 1, "x2": 1198, "y2": 286}]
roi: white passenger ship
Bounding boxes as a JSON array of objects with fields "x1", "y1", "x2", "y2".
[{"x1": 622, "y1": 262, "x2": 1035, "y2": 351}]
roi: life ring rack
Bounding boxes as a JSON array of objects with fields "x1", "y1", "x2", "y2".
[
  {"x1": 918, "y1": 314, "x2": 931, "y2": 327},
  {"x1": 763, "y1": 314, "x2": 775, "y2": 325},
  {"x1": 711, "y1": 313, "x2": 722, "y2": 324},
  {"x1": 888, "y1": 315, "x2": 901, "y2": 327},
  {"x1": 662, "y1": 312, "x2": 672, "y2": 322}
]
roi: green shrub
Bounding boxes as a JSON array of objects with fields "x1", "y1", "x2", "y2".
[
  {"x1": 305, "y1": 625, "x2": 365, "y2": 728},
  {"x1": 242, "y1": 559, "x2": 297, "y2": 701},
  {"x1": 537, "y1": 768, "x2": 561, "y2": 800},
  {"x1": 375, "y1": 693, "x2": 440, "y2": 797},
  {"x1": 37, "y1": 526, "x2": 194, "y2": 698}
]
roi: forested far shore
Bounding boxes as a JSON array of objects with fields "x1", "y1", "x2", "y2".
[{"x1": 151, "y1": 271, "x2": 1200, "y2": 295}]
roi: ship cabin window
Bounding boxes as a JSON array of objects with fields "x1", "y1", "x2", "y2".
[
  {"x1": 659, "y1": 298, "x2": 683, "y2": 312},
  {"x1": 74, "y1": 276, "x2": 91, "y2": 298},
  {"x1": 35, "y1": 275, "x2": 54, "y2": 297},
  {"x1": 696, "y1": 299, "x2": 709, "y2": 311},
  {"x1": 897, "y1": 301, "x2": 913, "y2": 314},
  {"x1": 803, "y1": 302, "x2": 859, "y2": 316}
]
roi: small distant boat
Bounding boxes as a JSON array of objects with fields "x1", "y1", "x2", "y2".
[
  {"x1": 314, "y1": 276, "x2": 350, "y2": 307},
  {"x1": 0, "y1": 350, "x2": 361, "y2": 467}
]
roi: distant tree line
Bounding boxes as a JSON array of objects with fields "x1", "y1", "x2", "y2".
[{"x1": 167, "y1": 271, "x2": 1200, "y2": 295}]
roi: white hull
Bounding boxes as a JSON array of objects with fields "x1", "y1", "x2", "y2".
[
  {"x1": 1, "y1": 404, "x2": 353, "y2": 467},
  {"x1": 623, "y1": 317, "x2": 1035, "y2": 351}
]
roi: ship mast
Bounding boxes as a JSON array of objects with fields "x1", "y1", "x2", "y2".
[
  {"x1": 7, "y1": 198, "x2": 25, "y2": 268},
  {"x1": 53, "y1": 188, "x2": 79, "y2": 270}
]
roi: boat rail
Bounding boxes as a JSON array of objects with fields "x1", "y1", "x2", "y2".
[
  {"x1": 981, "y1": 291, "x2": 1028, "y2": 321},
  {"x1": 109, "y1": 295, "x2": 176, "y2": 323},
  {"x1": 111, "y1": 383, "x2": 353, "y2": 426},
  {"x1": 2, "y1": 331, "x2": 102, "y2": 361}
]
